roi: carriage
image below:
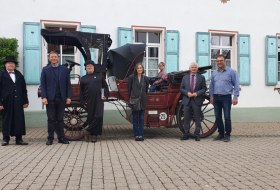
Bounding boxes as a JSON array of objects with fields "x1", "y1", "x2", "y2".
[{"x1": 41, "y1": 29, "x2": 217, "y2": 140}]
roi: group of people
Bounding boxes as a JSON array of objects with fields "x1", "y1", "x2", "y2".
[
  {"x1": 0, "y1": 52, "x2": 239, "y2": 146},
  {"x1": 0, "y1": 51, "x2": 108, "y2": 146},
  {"x1": 179, "y1": 55, "x2": 239, "y2": 142},
  {"x1": 128, "y1": 54, "x2": 239, "y2": 142}
]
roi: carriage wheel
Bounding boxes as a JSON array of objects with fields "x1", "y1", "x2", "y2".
[
  {"x1": 64, "y1": 101, "x2": 87, "y2": 140},
  {"x1": 176, "y1": 96, "x2": 217, "y2": 138}
]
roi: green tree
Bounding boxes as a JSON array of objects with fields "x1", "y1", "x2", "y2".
[{"x1": 0, "y1": 38, "x2": 19, "y2": 70}]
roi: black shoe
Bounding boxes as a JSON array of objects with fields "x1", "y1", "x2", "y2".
[
  {"x1": 58, "y1": 139, "x2": 70, "y2": 144},
  {"x1": 1, "y1": 141, "x2": 9, "y2": 146},
  {"x1": 213, "y1": 134, "x2": 224, "y2": 141},
  {"x1": 91, "y1": 136, "x2": 97, "y2": 143},
  {"x1": 16, "y1": 140, "x2": 28, "y2": 145},
  {"x1": 180, "y1": 135, "x2": 189, "y2": 140},
  {"x1": 138, "y1": 136, "x2": 144, "y2": 141},
  {"x1": 46, "y1": 140, "x2": 53, "y2": 145},
  {"x1": 195, "y1": 137, "x2": 200, "y2": 141},
  {"x1": 224, "y1": 135, "x2": 231, "y2": 142}
]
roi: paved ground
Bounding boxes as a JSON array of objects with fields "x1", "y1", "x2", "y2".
[{"x1": 0, "y1": 122, "x2": 280, "y2": 190}]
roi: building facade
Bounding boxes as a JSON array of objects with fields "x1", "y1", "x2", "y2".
[{"x1": 1, "y1": 0, "x2": 280, "y2": 110}]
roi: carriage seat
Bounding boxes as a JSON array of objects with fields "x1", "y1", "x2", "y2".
[
  {"x1": 148, "y1": 80, "x2": 169, "y2": 92},
  {"x1": 159, "y1": 80, "x2": 169, "y2": 92}
]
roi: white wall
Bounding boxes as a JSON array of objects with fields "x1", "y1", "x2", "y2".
[{"x1": 1, "y1": 0, "x2": 280, "y2": 110}]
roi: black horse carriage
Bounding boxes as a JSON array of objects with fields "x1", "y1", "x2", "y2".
[{"x1": 41, "y1": 29, "x2": 217, "y2": 140}]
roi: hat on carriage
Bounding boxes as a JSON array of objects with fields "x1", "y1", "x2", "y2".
[
  {"x1": 84, "y1": 60, "x2": 96, "y2": 66},
  {"x1": 2, "y1": 56, "x2": 18, "y2": 64}
]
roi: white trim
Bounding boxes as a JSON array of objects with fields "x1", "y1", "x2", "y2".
[
  {"x1": 209, "y1": 31, "x2": 238, "y2": 70},
  {"x1": 132, "y1": 26, "x2": 165, "y2": 77}
]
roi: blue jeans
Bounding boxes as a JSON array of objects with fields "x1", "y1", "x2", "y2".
[
  {"x1": 213, "y1": 95, "x2": 232, "y2": 136},
  {"x1": 149, "y1": 85, "x2": 158, "y2": 92},
  {"x1": 132, "y1": 110, "x2": 144, "y2": 137}
]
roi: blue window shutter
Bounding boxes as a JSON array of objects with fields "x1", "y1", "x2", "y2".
[
  {"x1": 238, "y1": 34, "x2": 251, "y2": 85},
  {"x1": 80, "y1": 25, "x2": 96, "y2": 76},
  {"x1": 118, "y1": 27, "x2": 132, "y2": 47},
  {"x1": 165, "y1": 30, "x2": 179, "y2": 73},
  {"x1": 265, "y1": 35, "x2": 278, "y2": 86},
  {"x1": 23, "y1": 22, "x2": 41, "y2": 84},
  {"x1": 196, "y1": 32, "x2": 210, "y2": 79}
]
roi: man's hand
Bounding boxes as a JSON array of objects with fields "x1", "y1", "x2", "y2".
[
  {"x1": 23, "y1": 104, "x2": 29, "y2": 108},
  {"x1": 187, "y1": 92, "x2": 197, "y2": 98},
  {"x1": 232, "y1": 99, "x2": 238, "y2": 105},
  {"x1": 66, "y1": 98, "x2": 71, "y2": 105},
  {"x1": 0, "y1": 105, "x2": 4, "y2": 111},
  {"x1": 210, "y1": 98, "x2": 214, "y2": 105},
  {"x1": 42, "y1": 98, "x2": 48, "y2": 105}
]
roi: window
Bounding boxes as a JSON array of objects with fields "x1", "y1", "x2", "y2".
[
  {"x1": 133, "y1": 27, "x2": 165, "y2": 77},
  {"x1": 278, "y1": 37, "x2": 280, "y2": 82},
  {"x1": 46, "y1": 27, "x2": 76, "y2": 74},
  {"x1": 210, "y1": 31, "x2": 237, "y2": 71},
  {"x1": 41, "y1": 21, "x2": 80, "y2": 81}
]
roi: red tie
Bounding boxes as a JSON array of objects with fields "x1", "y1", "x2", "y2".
[{"x1": 190, "y1": 75, "x2": 195, "y2": 93}]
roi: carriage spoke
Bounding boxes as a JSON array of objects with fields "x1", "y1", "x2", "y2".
[
  {"x1": 203, "y1": 109, "x2": 214, "y2": 114},
  {"x1": 202, "y1": 121, "x2": 211, "y2": 130},
  {"x1": 203, "y1": 118, "x2": 215, "y2": 124}
]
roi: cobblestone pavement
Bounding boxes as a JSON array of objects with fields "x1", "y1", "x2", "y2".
[{"x1": 0, "y1": 122, "x2": 280, "y2": 190}]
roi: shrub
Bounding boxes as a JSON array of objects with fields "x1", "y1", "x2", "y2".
[{"x1": 0, "y1": 38, "x2": 19, "y2": 70}]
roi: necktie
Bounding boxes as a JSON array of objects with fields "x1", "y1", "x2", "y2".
[
  {"x1": 190, "y1": 75, "x2": 195, "y2": 93},
  {"x1": 9, "y1": 71, "x2": 15, "y2": 74}
]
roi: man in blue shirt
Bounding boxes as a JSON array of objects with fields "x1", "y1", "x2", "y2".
[{"x1": 209, "y1": 55, "x2": 239, "y2": 142}]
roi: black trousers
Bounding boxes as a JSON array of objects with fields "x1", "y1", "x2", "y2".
[
  {"x1": 183, "y1": 99, "x2": 202, "y2": 137},
  {"x1": 86, "y1": 117, "x2": 103, "y2": 136},
  {"x1": 46, "y1": 101, "x2": 66, "y2": 141}
]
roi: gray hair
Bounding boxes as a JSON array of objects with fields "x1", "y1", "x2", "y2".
[{"x1": 189, "y1": 62, "x2": 198, "y2": 69}]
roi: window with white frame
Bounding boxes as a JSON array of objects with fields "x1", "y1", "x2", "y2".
[
  {"x1": 278, "y1": 37, "x2": 280, "y2": 82},
  {"x1": 41, "y1": 21, "x2": 80, "y2": 81},
  {"x1": 133, "y1": 27, "x2": 165, "y2": 77},
  {"x1": 210, "y1": 32, "x2": 237, "y2": 71}
]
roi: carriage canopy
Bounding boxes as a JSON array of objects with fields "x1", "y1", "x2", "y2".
[{"x1": 41, "y1": 29, "x2": 112, "y2": 73}]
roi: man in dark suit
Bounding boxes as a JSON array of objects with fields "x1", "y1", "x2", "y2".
[
  {"x1": 40, "y1": 51, "x2": 71, "y2": 145},
  {"x1": 180, "y1": 62, "x2": 207, "y2": 141},
  {"x1": 0, "y1": 56, "x2": 29, "y2": 146}
]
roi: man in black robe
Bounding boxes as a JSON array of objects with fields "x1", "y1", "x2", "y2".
[
  {"x1": 0, "y1": 56, "x2": 29, "y2": 146},
  {"x1": 80, "y1": 60, "x2": 109, "y2": 143}
]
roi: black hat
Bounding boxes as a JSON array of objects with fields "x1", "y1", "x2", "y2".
[
  {"x1": 2, "y1": 56, "x2": 18, "y2": 64},
  {"x1": 84, "y1": 60, "x2": 95, "y2": 66}
]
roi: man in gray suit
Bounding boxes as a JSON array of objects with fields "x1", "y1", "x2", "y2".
[{"x1": 180, "y1": 62, "x2": 207, "y2": 141}]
